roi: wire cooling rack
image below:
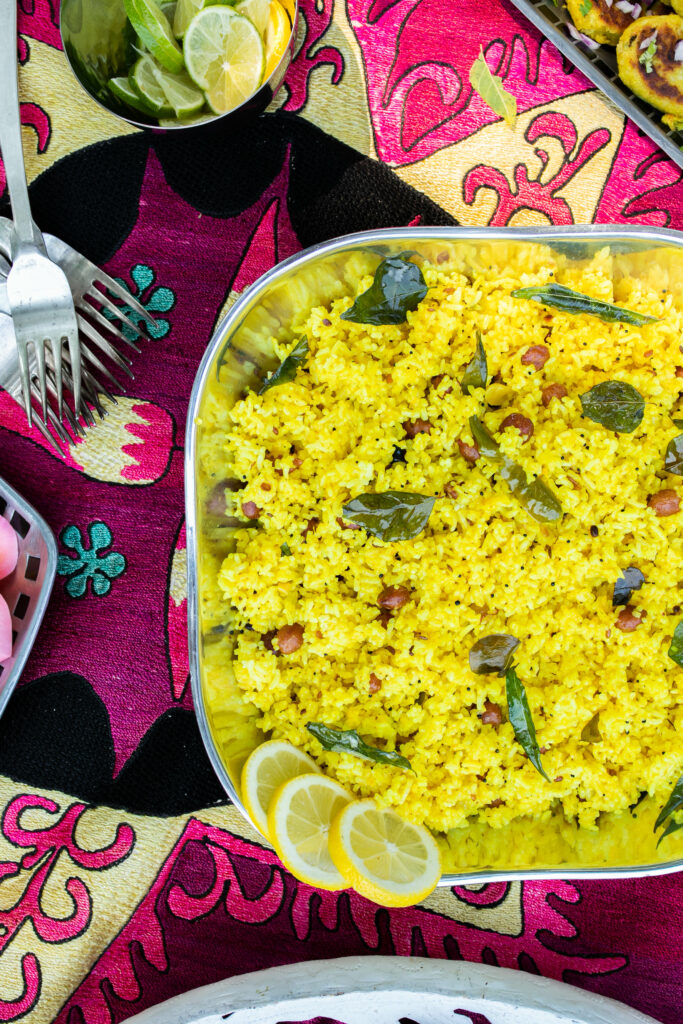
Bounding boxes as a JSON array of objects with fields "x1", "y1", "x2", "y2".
[{"x1": 509, "y1": 0, "x2": 683, "y2": 170}]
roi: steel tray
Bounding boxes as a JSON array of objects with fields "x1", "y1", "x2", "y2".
[
  {"x1": 509, "y1": 0, "x2": 683, "y2": 171},
  {"x1": 0, "y1": 477, "x2": 56, "y2": 719},
  {"x1": 186, "y1": 224, "x2": 683, "y2": 886}
]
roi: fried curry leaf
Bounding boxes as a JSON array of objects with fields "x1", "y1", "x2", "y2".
[
  {"x1": 461, "y1": 334, "x2": 488, "y2": 395},
  {"x1": 655, "y1": 772, "x2": 683, "y2": 831},
  {"x1": 655, "y1": 772, "x2": 683, "y2": 846},
  {"x1": 468, "y1": 415, "x2": 500, "y2": 458},
  {"x1": 512, "y1": 284, "x2": 659, "y2": 326},
  {"x1": 306, "y1": 722, "x2": 414, "y2": 772},
  {"x1": 665, "y1": 435, "x2": 683, "y2": 476},
  {"x1": 613, "y1": 566, "x2": 645, "y2": 607},
  {"x1": 505, "y1": 472, "x2": 563, "y2": 524},
  {"x1": 505, "y1": 667, "x2": 550, "y2": 782},
  {"x1": 672, "y1": 419, "x2": 683, "y2": 429},
  {"x1": 668, "y1": 620, "x2": 683, "y2": 667},
  {"x1": 469, "y1": 634, "x2": 520, "y2": 676},
  {"x1": 280, "y1": 542, "x2": 292, "y2": 557},
  {"x1": 340, "y1": 255, "x2": 428, "y2": 325},
  {"x1": 579, "y1": 380, "x2": 645, "y2": 434},
  {"x1": 656, "y1": 817, "x2": 683, "y2": 847},
  {"x1": 468, "y1": 49, "x2": 517, "y2": 128},
  {"x1": 468, "y1": 416, "x2": 563, "y2": 524},
  {"x1": 580, "y1": 712, "x2": 601, "y2": 743},
  {"x1": 258, "y1": 337, "x2": 308, "y2": 394},
  {"x1": 342, "y1": 490, "x2": 436, "y2": 542}
]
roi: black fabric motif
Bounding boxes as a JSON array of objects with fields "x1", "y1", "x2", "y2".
[{"x1": 0, "y1": 673, "x2": 226, "y2": 814}]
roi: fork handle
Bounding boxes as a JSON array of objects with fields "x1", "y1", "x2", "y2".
[{"x1": 0, "y1": 0, "x2": 44, "y2": 254}]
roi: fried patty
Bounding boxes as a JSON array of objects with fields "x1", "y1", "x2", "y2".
[
  {"x1": 567, "y1": 0, "x2": 646, "y2": 46},
  {"x1": 617, "y1": 14, "x2": 683, "y2": 116}
]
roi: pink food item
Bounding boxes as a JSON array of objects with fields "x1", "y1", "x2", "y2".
[
  {"x1": 0, "y1": 516, "x2": 18, "y2": 580},
  {"x1": 0, "y1": 594, "x2": 11, "y2": 661}
]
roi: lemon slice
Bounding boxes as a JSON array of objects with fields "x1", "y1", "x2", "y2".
[
  {"x1": 134, "y1": 0, "x2": 174, "y2": 46},
  {"x1": 235, "y1": 0, "x2": 271, "y2": 35},
  {"x1": 183, "y1": 6, "x2": 265, "y2": 114},
  {"x1": 268, "y1": 773, "x2": 352, "y2": 890},
  {"x1": 241, "y1": 740, "x2": 320, "y2": 837},
  {"x1": 124, "y1": 0, "x2": 185, "y2": 72},
  {"x1": 131, "y1": 56, "x2": 174, "y2": 114},
  {"x1": 263, "y1": 0, "x2": 290, "y2": 80},
  {"x1": 108, "y1": 76, "x2": 156, "y2": 116},
  {"x1": 329, "y1": 800, "x2": 442, "y2": 907}
]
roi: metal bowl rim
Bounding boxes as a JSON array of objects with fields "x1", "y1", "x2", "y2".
[{"x1": 185, "y1": 223, "x2": 683, "y2": 886}]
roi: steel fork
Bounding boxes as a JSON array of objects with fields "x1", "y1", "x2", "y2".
[
  {"x1": 0, "y1": 0, "x2": 81, "y2": 425},
  {"x1": 0, "y1": 217, "x2": 155, "y2": 397}
]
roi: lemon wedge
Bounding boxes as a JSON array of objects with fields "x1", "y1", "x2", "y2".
[
  {"x1": 329, "y1": 800, "x2": 442, "y2": 907},
  {"x1": 131, "y1": 56, "x2": 174, "y2": 114},
  {"x1": 241, "y1": 740, "x2": 320, "y2": 837},
  {"x1": 183, "y1": 6, "x2": 265, "y2": 114},
  {"x1": 124, "y1": 0, "x2": 184, "y2": 72},
  {"x1": 263, "y1": 0, "x2": 291, "y2": 80},
  {"x1": 268, "y1": 773, "x2": 352, "y2": 890},
  {"x1": 108, "y1": 76, "x2": 156, "y2": 116}
]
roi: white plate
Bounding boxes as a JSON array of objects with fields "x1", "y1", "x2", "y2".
[{"x1": 124, "y1": 956, "x2": 660, "y2": 1024}]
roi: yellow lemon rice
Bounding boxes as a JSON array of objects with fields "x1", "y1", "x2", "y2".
[{"x1": 198, "y1": 242, "x2": 683, "y2": 872}]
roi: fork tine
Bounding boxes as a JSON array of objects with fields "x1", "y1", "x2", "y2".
[
  {"x1": 84, "y1": 288, "x2": 143, "y2": 338},
  {"x1": 92, "y1": 272, "x2": 157, "y2": 330},
  {"x1": 88, "y1": 378, "x2": 117, "y2": 405},
  {"x1": 44, "y1": 368, "x2": 84, "y2": 437},
  {"x1": 63, "y1": 342, "x2": 119, "y2": 412},
  {"x1": 45, "y1": 404, "x2": 73, "y2": 446},
  {"x1": 77, "y1": 303, "x2": 141, "y2": 352},
  {"x1": 80, "y1": 399, "x2": 96, "y2": 427},
  {"x1": 32, "y1": 408, "x2": 67, "y2": 456},
  {"x1": 31, "y1": 378, "x2": 71, "y2": 444},
  {"x1": 36, "y1": 420, "x2": 66, "y2": 455},
  {"x1": 49, "y1": 336, "x2": 64, "y2": 419},
  {"x1": 76, "y1": 314, "x2": 135, "y2": 373},
  {"x1": 66, "y1": 330, "x2": 82, "y2": 413},
  {"x1": 33, "y1": 340, "x2": 48, "y2": 422},
  {"x1": 16, "y1": 344, "x2": 33, "y2": 427},
  {"x1": 81, "y1": 345, "x2": 129, "y2": 392},
  {"x1": 83, "y1": 380, "x2": 107, "y2": 419}
]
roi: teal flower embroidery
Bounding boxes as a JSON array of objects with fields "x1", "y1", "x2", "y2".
[
  {"x1": 106, "y1": 263, "x2": 175, "y2": 341},
  {"x1": 57, "y1": 523, "x2": 126, "y2": 598}
]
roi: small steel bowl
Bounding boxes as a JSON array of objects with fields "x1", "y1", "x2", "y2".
[{"x1": 60, "y1": 0, "x2": 298, "y2": 134}]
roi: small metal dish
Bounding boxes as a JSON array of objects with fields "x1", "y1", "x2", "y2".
[
  {"x1": 60, "y1": 0, "x2": 298, "y2": 134},
  {"x1": 186, "y1": 224, "x2": 683, "y2": 885},
  {"x1": 0, "y1": 477, "x2": 56, "y2": 719}
]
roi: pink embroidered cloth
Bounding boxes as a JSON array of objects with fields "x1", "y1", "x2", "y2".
[{"x1": 0, "y1": 0, "x2": 682, "y2": 1021}]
